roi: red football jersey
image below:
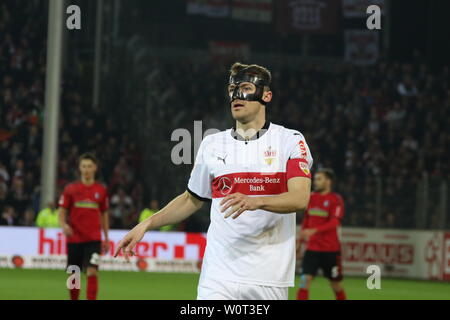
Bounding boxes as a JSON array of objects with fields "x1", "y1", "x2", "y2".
[
  {"x1": 301, "y1": 192, "x2": 344, "y2": 252},
  {"x1": 59, "y1": 181, "x2": 109, "y2": 243}
]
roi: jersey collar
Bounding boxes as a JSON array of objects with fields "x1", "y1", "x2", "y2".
[{"x1": 230, "y1": 121, "x2": 270, "y2": 141}]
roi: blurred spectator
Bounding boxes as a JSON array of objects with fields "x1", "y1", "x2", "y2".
[
  {"x1": 385, "y1": 212, "x2": 396, "y2": 228},
  {"x1": 22, "y1": 207, "x2": 36, "y2": 227},
  {"x1": 397, "y1": 75, "x2": 418, "y2": 96},
  {"x1": 130, "y1": 182, "x2": 144, "y2": 212},
  {"x1": 0, "y1": 176, "x2": 8, "y2": 200},
  {"x1": 13, "y1": 159, "x2": 25, "y2": 178},
  {"x1": 0, "y1": 162, "x2": 10, "y2": 183},
  {"x1": 122, "y1": 206, "x2": 139, "y2": 230},
  {"x1": 35, "y1": 202, "x2": 59, "y2": 228},
  {"x1": 110, "y1": 188, "x2": 133, "y2": 229},
  {"x1": 8, "y1": 177, "x2": 29, "y2": 216},
  {"x1": 0, "y1": 0, "x2": 145, "y2": 228},
  {"x1": 110, "y1": 157, "x2": 135, "y2": 190},
  {"x1": 0, "y1": 206, "x2": 18, "y2": 226}
]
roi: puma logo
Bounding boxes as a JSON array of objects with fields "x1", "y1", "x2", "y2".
[{"x1": 217, "y1": 154, "x2": 227, "y2": 164}]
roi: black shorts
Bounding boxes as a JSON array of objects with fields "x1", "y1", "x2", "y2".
[
  {"x1": 67, "y1": 241, "x2": 101, "y2": 271},
  {"x1": 300, "y1": 250, "x2": 343, "y2": 281}
]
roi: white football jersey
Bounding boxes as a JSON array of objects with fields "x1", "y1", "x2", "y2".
[{"x1": 187, "y1": 122, "x2": 313, "y2": 287}]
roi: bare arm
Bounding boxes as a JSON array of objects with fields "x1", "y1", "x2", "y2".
[
  {"x1": 58, "y1": 207, "x2": 73, "y2": 237},
  {"x1": 220, "y1": 177, "x2": 311, "y2": 218},
  {"x1": 114, "y1": 191, "x2": 204, "y2": 259},
  {"x1": 101, "y1": 211, "x2": 110, "y2": 240},
  {"x1": 101, "y1": 211, "x2": 110, "y2": 253},
  {"x1": 144, "y1": 191, "x2": 204, "y2": 230},
  {"x1": 258, "y1": 177, "x2": 311, "y2": 213},
  {"x1": 58, "y1": 207, "x2": 66, "y2": 227}
]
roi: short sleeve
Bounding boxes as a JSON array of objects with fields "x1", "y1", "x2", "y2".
[
  {"x1": 286, "y1": 131, "x2": 313, "y2": 180},
  {"x1": 58, "y1": 185, "x2": 72, "y2": 209},
  {"x1": 187, "y1": 138, "x2": 212, "y2": 201},
  {"x1": 331, "y1": 195, "x2": 345, "y2": 220},
  {"x1": 100, "y1": 188, "x2": 109, "y2": 212}
]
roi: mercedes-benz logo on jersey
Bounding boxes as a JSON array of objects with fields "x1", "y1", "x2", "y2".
[{"x1": 218, "y1": 177, "x2": 232, "y2": 195}]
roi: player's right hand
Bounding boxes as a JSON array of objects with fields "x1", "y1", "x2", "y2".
[
  {"x1": 62, "y1": 224, "x2": 73, "y2": 237},
  {"x1": 114, "y1": 223, "x2": 147, "y2": 262}
]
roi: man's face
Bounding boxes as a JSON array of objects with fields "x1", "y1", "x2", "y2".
[
  {"x1": 150, "y1": 200, "x2": 159, "y2": 210},
  {"x1": 313, "y1": 172, "x2": 330, "y2": 192},
  {"x1": 79, "y1": 159, "x2": 97, "y2": 180},
  {"x1": 228, "y1": 82, "x2": 267, "y2": 123},
  {"x1": 25, "y1": 210, "x2": 35, "y2": 221}
]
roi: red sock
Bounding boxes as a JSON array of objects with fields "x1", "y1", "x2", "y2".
[
  {"x1": 87, "y1": 275, "x2": 98, "y2": 300},
  {"x1": 297, "y1": 289, "x2": 309, "y2": 300},
  {"x1": 70, "y1": 289, "x2": 80, "y2": 300},
  {"x1": 335, "y1": 289, "x2": 346, "y2": 300}
]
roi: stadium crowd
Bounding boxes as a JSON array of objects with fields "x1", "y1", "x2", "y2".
[
  {"x1": 272, "y1": 60, "x2": 449, "y2": 228},
  {"x1": 1, "y1": 1, "x2": 448, "y2": 230},
  {"x1": 0, "y1": 1, "x2": 145, "y2": 229}
]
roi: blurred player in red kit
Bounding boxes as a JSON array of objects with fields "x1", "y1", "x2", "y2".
[
  {"x1": 296, "y1": 168, "x2": 346, "y2": 300},
  {"x1": 58, "y1": 153, "x2": 110, "y2": 300}
]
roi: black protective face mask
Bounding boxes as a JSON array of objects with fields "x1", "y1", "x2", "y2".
[{"x1": 228, "y1": 69, "x2": 270, "y2": 105}]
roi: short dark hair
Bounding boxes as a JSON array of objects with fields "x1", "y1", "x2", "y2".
[
  {"x1": 229, "y1": 62, "x2": 272, "y2": 90},
  {"x1": 78, "y1": 152, "x2": 98, "y2": 165},
  {"x1": 316, "y1": 168, "x2": 335, "y2": 182}
]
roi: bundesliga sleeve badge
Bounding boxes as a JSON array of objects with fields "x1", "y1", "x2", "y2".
[{"x1": 299, "y1": 161, "x2": 310, "y2": 175}]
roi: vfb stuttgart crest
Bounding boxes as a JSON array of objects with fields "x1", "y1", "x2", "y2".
[{"x1": 263, "y1": 146, "x2": 277, "y2": 165}]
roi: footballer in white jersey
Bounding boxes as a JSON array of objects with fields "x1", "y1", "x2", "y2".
[{"x1": 114, "y1": 62, "x2": 313, "y2": 300}]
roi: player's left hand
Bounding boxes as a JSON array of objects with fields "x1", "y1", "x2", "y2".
[
  {"x1": 102, "y1": 238, "x2": 110, "y2": 254},
  {"x1": 295, "y1": 238, "x2": 303, "y2": 256},
  {"x1": 220, "y1": 192, "x2": 262, "y2": 219}
]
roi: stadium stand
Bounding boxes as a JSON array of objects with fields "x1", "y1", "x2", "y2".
[
  {"x1": 0, "y1": 1, "x2": 448, "y2": 231},
  {"x1": 0, "y1": 1, "x2": 144, "y2": 229}
]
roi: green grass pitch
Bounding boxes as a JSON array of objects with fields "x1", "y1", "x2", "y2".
[{"x1": 0, "y1": 268, "x2": 449, "y2": 300}]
